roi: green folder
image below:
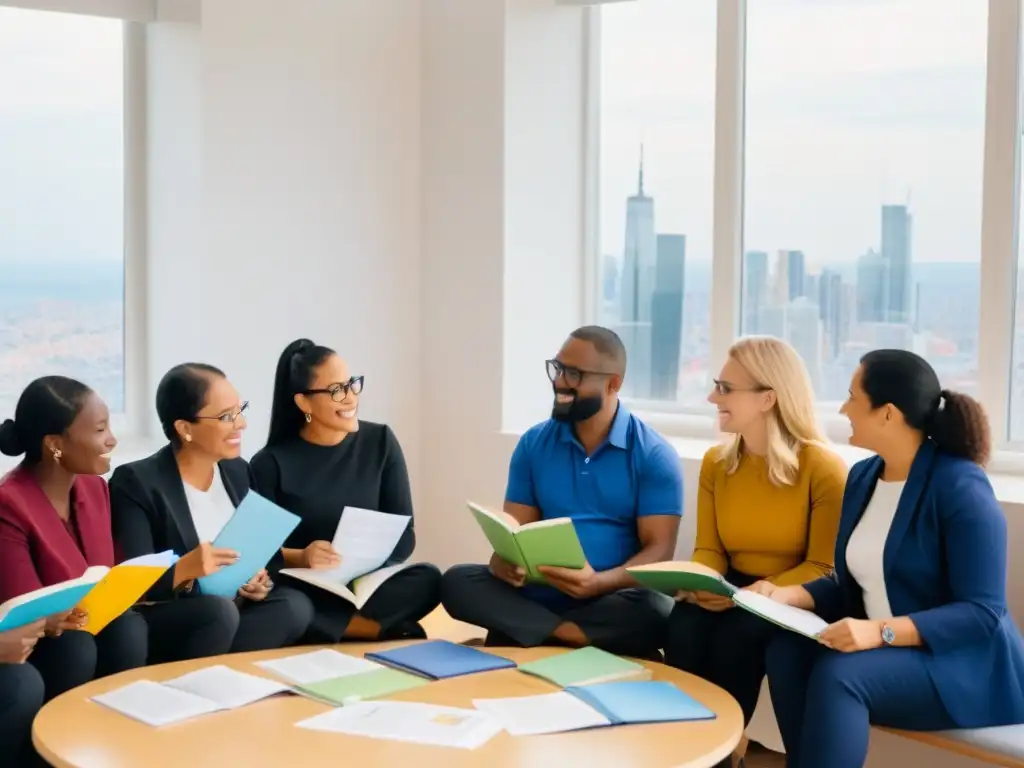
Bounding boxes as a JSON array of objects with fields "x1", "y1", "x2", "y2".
[
  {"x1": 626, "y1": 563, "x2": 737, "y2": 597},
  {"x1": 519, "y1": 646, "x2": 651, "y2": 688},
  {"x1": 467, "y1": 502, "x2": 586, "y2": 582},
  {"x1": 296, "y1": 667, "x2": 429, "y2": 706}
]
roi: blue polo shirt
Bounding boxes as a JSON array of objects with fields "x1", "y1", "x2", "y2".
[{"x1": 505, "y1": 405, "x2": 684, "y2": 609}]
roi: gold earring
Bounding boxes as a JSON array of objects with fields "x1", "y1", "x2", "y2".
[
  {"x1": 304, "y1": 413, "x2": 312, "y2": 424},
  {"x1": 184, "y1": 434, "x2": 192, "y2": 443},
  {"x1": 53, "y1": 449, "x2": 62, "y2": 463}
]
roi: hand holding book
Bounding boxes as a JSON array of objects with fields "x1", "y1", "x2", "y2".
[
  {"x1": 488, "y1": 553, "x2": 525, "y2": 588},
  {"x1": 538, "y1": 561, "x2": 605, "y2": 600},
  {"x1": 0, "y1": 619, "x2": 45, "y2": 663}
]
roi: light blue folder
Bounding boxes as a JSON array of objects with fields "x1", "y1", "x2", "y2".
[
  {"x1": 197, "y1": 491, "x2": 300, "y2": 598},
  {"x1": 0, "y1": 577, "x2": 102, "y2": 631},
  {"x1": 566, "y1": 681, "x2": 717, "y2": 725}
]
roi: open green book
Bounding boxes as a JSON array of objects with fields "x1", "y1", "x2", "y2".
[
  {"x1": 518, "y1": 646, "x2": 652, "y2": 688},
  {"x1": 626, "y1": 561, "x2": 737, "y2": 597},
  {"x1": 467, "y1": 502, "x2": 586, "y2": 583}
]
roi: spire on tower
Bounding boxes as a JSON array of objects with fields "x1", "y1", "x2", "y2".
[{"x1": 638, "y1": 143, "x2": 645, "y2": 196}]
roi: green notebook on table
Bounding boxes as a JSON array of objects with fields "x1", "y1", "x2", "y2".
[
  {"x1": 626, "y1": 561, "x2": 737, "y2": 598},
  {"x1": 519, "y1": 646, "x2": 652, "y2": 688},
  {"x1": 467, "y1": 501, "x2": 586, "y2": 583},
  {"x1": 296, "y1": 667, "x2": 429, "y2": 706}
]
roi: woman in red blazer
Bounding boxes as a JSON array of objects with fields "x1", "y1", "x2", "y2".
[{"x1": 0, "y1": 376, "x2": 148, "y2": 710}]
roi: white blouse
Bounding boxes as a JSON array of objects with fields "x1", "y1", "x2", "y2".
[
  {"x1": 182, "y1": 469, "x2": 236, "y2": 544},
  {"x1": 844, "y1": 479, "x2": 905, "y2": 620}
]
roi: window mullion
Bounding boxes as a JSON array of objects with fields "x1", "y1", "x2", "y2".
[
  {"x1": 709, "y1": 0, "x2": 746, "y2": 371},
  {"x1": 979, "y1": 0, "x2": 1022, "y2": 443}
]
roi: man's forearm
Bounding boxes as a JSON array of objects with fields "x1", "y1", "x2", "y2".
[{"x1": 596, "y1": 543, "x2": 674, "y2": 593}]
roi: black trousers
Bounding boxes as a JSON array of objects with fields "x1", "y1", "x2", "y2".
[
  {"x1": 292, "y1": 563, "x2": 443, "y2": 643},
  {"x1": 137, "y1": 586, "x2": 314, "y2": 663},
  {"x1": 664, "y1": 571, "x2": 779, "y2": 727},
  {"x1": 28, "y1": 610, "x2": 148, "y2": 702},
  {"x1": 440, "y1": 564, "x2": 672, "y2": 658},
  {"x1": 0, "y1": 662, "x2": 45, "y2": 768}
]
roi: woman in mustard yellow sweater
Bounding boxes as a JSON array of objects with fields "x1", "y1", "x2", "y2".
[{"x1": 665, "y1": 336, "x2": 847, "y2": 738}]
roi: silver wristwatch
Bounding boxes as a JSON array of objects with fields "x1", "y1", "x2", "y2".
[{"x1": 881, "y1": 624, "x2": 896, "y2": 645}]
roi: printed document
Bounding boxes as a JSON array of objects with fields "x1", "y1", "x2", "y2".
[
  {"x1": 473, "y1": 691, "x2": 610, "y2": 735},
  {"x1": 256, "y1": 649, "x2": 382, "y2": 685},
  {"x1": 297, "y1": 700, "x2": 502, "y2": 749}
]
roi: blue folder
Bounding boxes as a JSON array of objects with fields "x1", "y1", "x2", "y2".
[
  {"x1": 364, "y1": 640, "x2": 516, "y2": 679},
  {"x1": 0, "y1": 580, "x2": 100, "y2": 632},
  {"x1": 566, "y1": 681, "x2": 717, "y2": 725},
  {"x1": 197, "y1": 491, "x2": 300, "y2": 598}
]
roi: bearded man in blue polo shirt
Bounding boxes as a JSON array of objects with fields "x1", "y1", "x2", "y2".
[{"x1": 441, "y1": 325, "x2": 684, "y2": 658}]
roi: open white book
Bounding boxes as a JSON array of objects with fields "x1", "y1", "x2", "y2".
[
  {"x1": 279, "y1": 507, "x2": 415, "y2": 608},
  {"x1": 90, "y1": 665, "x2": 290, "y2": 727},
  {"x1": 732, "y1": 591, "x2": 828, "y2": 639}
]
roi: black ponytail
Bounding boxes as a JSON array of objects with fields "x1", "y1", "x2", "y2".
[
  {"x1": 860, "y1": 349, "x2": 992, "y2": 466},
  {"x1": 266, "y1": 338, "x2": 335, "y2": 447}
]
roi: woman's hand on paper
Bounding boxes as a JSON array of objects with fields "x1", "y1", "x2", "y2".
[
  {"x1": 742, "y1": 580, "x2": 777, "y2": 597},
  {"x1": 489, "y1": 553, "x2": 526, "y2": 587},
  {"x1": 818, "y1": 618, "x2": 882, "y2": 652},
  {"x1": 691, "y1": 590, "x2": 734, "y2": 612},
  {"x1": 44, "y1": 608, "x2": 88, "y2": 637},
  {"x1": 0, "y1": 619, "x2": 45, "y2": 662},
  {"x1": 238, "y1": 569, "x2": 273, "y2": 601},
  {"x1": 176, "y1": 541, "x2": 240, "y2": 582},
  {"x1": 303, "y1": 541, "x2": 341, "y2": 569}
]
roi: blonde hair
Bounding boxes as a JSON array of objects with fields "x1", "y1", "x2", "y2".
[{"x1": 717, "y1": 336, "x2": 827, "y2": 486}]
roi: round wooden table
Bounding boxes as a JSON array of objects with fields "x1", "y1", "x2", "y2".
[{"x1": 34, "y1": 644, "x2": 744, "y2": 768}]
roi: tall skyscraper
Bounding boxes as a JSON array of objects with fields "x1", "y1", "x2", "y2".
[
  {"x1": 882, "y1": 203, "x2": 912, "y2": 324},
  {"x1": 619, "y1": 149, "x2": 656, "y2": 325},
  {"x1": 819, "y1": 268, "x2": 845, "y2": 358},
  {"x1": 784, "y1": 250, "x2": 806, "y2": 300},
  {"x1": 650, "y1": 234, "x2": 686, "y2": 400},
  {"x1": 743, "y1": 250, "x2": 768, "y2": 334}
]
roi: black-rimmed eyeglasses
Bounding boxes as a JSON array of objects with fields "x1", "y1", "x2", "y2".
[
  {"x1": 304, "y1": 376, "x2": 364, "y2": 402},
  {"x1": 545, "y1": 359, "x2": 614, "y2": 388}
]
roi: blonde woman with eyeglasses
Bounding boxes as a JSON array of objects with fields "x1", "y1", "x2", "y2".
[{"x1": 664, "y1": 336, "x2": 847, "y2": 757}]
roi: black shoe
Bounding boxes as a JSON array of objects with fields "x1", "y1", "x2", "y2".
[{"x1": 379, "y1": 621, "x2": 427, "y2": 641}]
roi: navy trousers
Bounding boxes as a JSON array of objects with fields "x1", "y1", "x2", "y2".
[{"x1": 766, "y1": 631, "x2": 957, "y2": 768}]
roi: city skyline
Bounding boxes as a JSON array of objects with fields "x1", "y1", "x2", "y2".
[{"x1": 600, "y1": 0, "x2": 986, "y2": 270}]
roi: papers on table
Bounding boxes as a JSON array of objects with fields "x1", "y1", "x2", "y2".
[
  {"x1": 732, "y1": 591, "x2": 828, "y2": 639},
  {"x1": 90, "y1": 665, "x2": 289, "y2": 726},
  {"x1": 256, "y1": 649, "x2": 382, "y2": 686},
  {"x1": 473, "y1": 691, "x2": 610, "y2": 735},
  {"x1": 297, "y1": 700, "x2": 502, "y2": 749}
]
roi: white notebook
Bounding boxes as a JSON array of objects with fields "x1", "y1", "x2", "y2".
[
  {"x1": 256, "y1": 649, "x2": 382, "y2": 685},
  {"x1": 91, "y1": 666, "x2": 290, "y2": 726}
]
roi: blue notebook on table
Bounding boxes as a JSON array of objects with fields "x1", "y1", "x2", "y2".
[
  {"x1": 365, "y1": 640, "x2": 516, "y2": 679},
  {"x1": 566, "y1": 681, "x2": 717, "y2": 725},
  {"x1": 197, "y1": 491, "x2": 300, "y2": 599}
]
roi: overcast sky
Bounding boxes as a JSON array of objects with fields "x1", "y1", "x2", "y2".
[
  {"x1": 601, "y1": 0, "x2": 989, "y2": 270},
  {"x1": 0, "y1": 7, "x2": 122, "y2": 266}
]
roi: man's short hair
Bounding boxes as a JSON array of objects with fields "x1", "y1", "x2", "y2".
[{"x1": 569, "y1": 325, "x2": 627, "y2": 375}]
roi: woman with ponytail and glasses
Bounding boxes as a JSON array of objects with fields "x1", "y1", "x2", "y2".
[
  {"x1": 762, "y1": 350, "x2": 1024, "y2": 768},
  {"x1": 250, "y1": 339, "x2": 441, "y2": 643}
]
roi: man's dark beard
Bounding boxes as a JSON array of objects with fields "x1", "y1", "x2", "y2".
[{"x1": 551, "y1": 387, "x2": 603, "y2": 423}]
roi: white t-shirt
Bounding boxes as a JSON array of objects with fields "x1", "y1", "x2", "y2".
[
  {"x1": 182, "y1": 468, "x2": 236, "y2": 543},
  {"x1": 845, "y1": 479, "x2": 905, "y2": 620}
]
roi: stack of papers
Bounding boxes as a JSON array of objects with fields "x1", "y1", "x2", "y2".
[
  {"x1": 257, "y1": 648, "x2": 428, "y2": 706},
  {"x1": 298, "y1": 700, "x2": 502, "y2": 750},
  {"x1": 91, "y1": 665, "x2": 290, "y2": 726},
  {"x1": 474, "y1": 680, "x2": 716, "y2": 736},
  {"x1": 732, "y1": 591, "x2": 828, "y2": 639}
]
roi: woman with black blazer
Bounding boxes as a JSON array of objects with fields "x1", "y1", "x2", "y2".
[{"x1": 109, "y1": 364, "x2": 313, "y2": 662}]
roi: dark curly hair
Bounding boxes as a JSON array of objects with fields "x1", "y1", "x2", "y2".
[{"x1": 860, "y1": 349, "x2": 991, "y2": 466}]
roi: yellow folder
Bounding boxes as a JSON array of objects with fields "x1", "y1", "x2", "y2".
[{"x1": 76, "y1": 551, "x2": 177, "y2": 635}]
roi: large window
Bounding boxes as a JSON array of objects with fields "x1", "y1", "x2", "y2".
[
  {"x1": 597, "y1": 0, "x2": 716, "y2": 406},
  {"x1": 743, "y1": 0, "x2": 986, "y2": 405},
  {"x1": 593, "y1": 0, "x2": 1024, "y2": 452},
  {"x1": 0, "y1": 8, "x2": 125, "y2": 417}
]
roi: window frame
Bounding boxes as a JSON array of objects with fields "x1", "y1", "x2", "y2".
[
  {"x1": 0, "y1": 3, "x2": 149, "y2": 439},
  {"x1": 585, "y1": 0, "x2": 1024, "y2": 468}
]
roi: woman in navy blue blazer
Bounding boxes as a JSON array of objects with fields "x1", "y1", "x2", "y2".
[{"x1": 757, "y1": 349, "x2": 1024, "y2": 768}]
